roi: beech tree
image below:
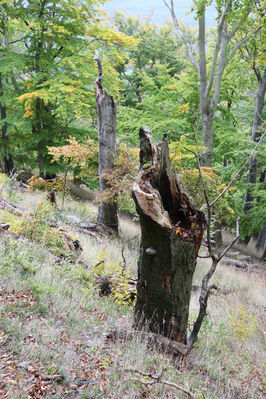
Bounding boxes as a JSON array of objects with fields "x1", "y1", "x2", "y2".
[
  {"x1": 240, "y1": 2, "x2": 266, "y2": 253},
  {"x1": 1, "y1": 0, "x2": 136, "y2": 177},
  {"x1": 163, "y1": 0, "x2": 257, "y2": 166},
  {"x1": 0, "y1": 3, "x2": 20, "y2": 174}
]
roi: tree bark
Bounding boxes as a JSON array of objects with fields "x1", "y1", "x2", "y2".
[
  {"x1": 133, "y1": 127, "x2": 206, "y2": 344},
  {"x1": 200, "y1": 110, "x2": 214, "y2": 167},
  {"x1": 243, "y1": 68, "x2": 266, "y2": 244},
  {"x1": 212, "y1": 217, "x2": 222, "y2": 249},
  {"x1": 0, "y1": 72, "x2": 14, "y2": 175},
  {"x1": 95, "y1": 53, "x2": 118, "y2": 233},
  {"x1": 256, "y1": 222, "x2": 266, "y2": 258}
]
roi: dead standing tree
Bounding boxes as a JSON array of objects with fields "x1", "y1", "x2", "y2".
[
  {"x1": 95, "y1": 52, "x2": 118, "y2": 233},
  {"x1": 132, "y1": 127, "x2": 206, "y2": 344}
]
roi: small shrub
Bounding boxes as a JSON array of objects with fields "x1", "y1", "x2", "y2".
[
  {"x1": 94, "y1": 250, "x2": 134, "y2": 305},
  {"x1": 0, "y1": 237, "x2": 42, "y2": 277},
  {"x1": 230, "y1": 306, "x2": 258, "y2": 340},
  {"x1": 28, "y1": 175, "x2": 70, "y2": 192}
]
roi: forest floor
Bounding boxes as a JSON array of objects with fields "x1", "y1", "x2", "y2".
[{"x1": 0, "y1": 180, "x2": 265, "y2": 399}]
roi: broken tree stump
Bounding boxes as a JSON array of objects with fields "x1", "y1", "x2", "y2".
[
  {"x1": 95, "y1": 52, "x2": 118, "y2": 233},
  {"x1": 132, "y1": 127, "x2": 206, "y2": 344}
]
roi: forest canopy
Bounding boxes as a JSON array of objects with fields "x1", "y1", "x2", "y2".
[{"x1": 0, "y1": 0, "x2": 265, "y2": 248}]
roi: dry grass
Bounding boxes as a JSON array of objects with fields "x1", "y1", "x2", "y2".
[{"x1": 0, "y1": 180, "x2": 265, "y2": 398}]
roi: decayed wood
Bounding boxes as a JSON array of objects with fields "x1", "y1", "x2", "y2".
[
  {"x1": 95, "y1": 52, "x2": 118, "y2": 233},
  {"x1": 0, "y1": 222, "x2": 10, "y2": 230},
  {"x1": 221, "y1": 258, "x2": 248, "y2": 269},
  {"x1": 132, "y1": 127, "x2": 206, "y2": 344},
  {"x1": 0, "y1": 197, "x2": 24, "y2": 216},
  {"x1": 105, "y1": 327, "x2": 188, "y2": 357},
  {"x1": 122, "y1": 368, "x2": 195, "y2": 398}
]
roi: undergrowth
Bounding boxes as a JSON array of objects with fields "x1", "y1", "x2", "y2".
[{"x1": 0, "y1": 177, "x2": 265, "y2": 398}]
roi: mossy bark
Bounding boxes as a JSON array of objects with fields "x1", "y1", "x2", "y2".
[{"x1": 133, "y1": 127, "x2": 206, "y2": 344}]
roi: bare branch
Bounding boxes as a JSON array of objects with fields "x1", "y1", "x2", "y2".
[
  {"x1": 184, "y1": 145, "x2": 217, "y2": 261},
  {"x1": 225, "y1": 27, "x2": 260, "y2": 68},
  {"x1": 211, "y1": 24, "x2": 228, "y2": 110},
  {"x1": 211, "y1": 130, "x2": 265, "y2": 207},
  {"x1": 228, "y1": 13, "x2": 247, "y2": 42},
  {"x1": 163, "y1": 0, "x2": 200, "y2": 73},
  {"x1": 123, "y1": 368, "x2": 196, "y2": 398},
  {"x1": 218, "y1": 217, "x2": 240, "y2": 261},
  {"x1": 205, "y1": 2, "x2": 231, "y2": 99}
]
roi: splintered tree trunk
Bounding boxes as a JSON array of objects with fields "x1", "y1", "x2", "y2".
[
  {"x1": 132, "y1": 127, "x2": 206, "y2": 344},
  {"x1": 95, "y1": 53, "x2": 118, "y2": 233}
]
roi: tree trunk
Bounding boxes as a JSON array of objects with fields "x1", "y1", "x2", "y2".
[
  {"x1": 133, "y1": 127, "x2": 206, "y2": 344},
  {"x1": 37, "y1": 139, "x2": 45, "y2": 178},
  {"x1": 256, "y1": 222, "x2": 266, "y2": 259},
  {"x1": 200, "y1": 109, "x2": 214, "y2": 167},
  {"x1": 0, "y1": 72, "x2": 14, "y2": 175},
  {"x1": 212, "y1": 218, "x2": 222, "y2": 249},
  {"x1": 95, "y1": 53, "x2": 118, "y2": 233},
  {"x1": 243, "y1": 68, "x2": 266, "y2": 244}
]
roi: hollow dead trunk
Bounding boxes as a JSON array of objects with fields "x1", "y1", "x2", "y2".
[
  {"x1": 95, "y1": 53, "x2": 118, "y2": 233},
  {"x1": 132, "y1": 127, "x2": 206, "y2": 344}
]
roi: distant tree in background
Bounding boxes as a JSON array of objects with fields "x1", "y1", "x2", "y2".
[
  {"x1": 164, "y1": 0, "x2": 258, "y2": 166},
  {"x1": 0, "y1": 0, "x2": 136, "y2": 177}
]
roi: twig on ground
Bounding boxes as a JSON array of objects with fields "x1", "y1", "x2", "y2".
[
  {"x1": 122, "y1": 368, "x2": 195, "y2": 398},
  {"x1": 120, "y1": 234, "x2": 140, "y2": 276}
]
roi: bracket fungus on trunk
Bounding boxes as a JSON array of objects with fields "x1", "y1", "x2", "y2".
[{"x1": 132, "y1": 126, "x2": 206, "y2": 344}]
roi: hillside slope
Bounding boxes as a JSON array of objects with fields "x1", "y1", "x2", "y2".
[{"x1": 0, "y1": 180, "x2": 265, "y2": 399}]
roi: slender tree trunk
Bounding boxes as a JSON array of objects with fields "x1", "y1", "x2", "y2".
[
  {"x1": 37, "y1": 139, "x2": 45, "y2": 178},
  {"x1": 33, "y1": 98, "x2": 45, "y2": 177},
  {"x1": 0, "y1": 72, "x2": 14, "y2": 174},
  {"x1": 256, "y1": 223, "x2": 266, "y2": 259},
  {"x1": 243, "y1": 68, "x2": 266, "y2": 244},
  {"x1": 212, "y1": 218, "x2": 223, "y2": 249},
  {"x1": 133, "y1": 127, "x2": 206, "y2": 344},
  {"x1": 95, "y1": 53, "x2": 118, "y2": 233},
  {"x1": 200, "y1": 110, "x2": 214, "y2": 167}
]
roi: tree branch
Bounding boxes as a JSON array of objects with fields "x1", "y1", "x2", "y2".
[
  {"x1": 211, "y1": 130, "x2": 265, "y2": 207},
  {"x1": 218, "y1": 217, "x2": 239, "y2": 261},
  {"x1": 123, "y1": 368, "x2": 196, "y2": 398},
  {"x1": 225, "y1": 27, "x2": 260, "y2": 68},
  {"x1": 184, "y1": 145, "x2": 216, "y2": 261},
  {"x1": 211, "y1": 23, "x2": 228, "y2": 111},
  {"x1": 163, "y1": 0, "x2": 200, "y2": 73},
  {"x1": 205, "y1": 2, "x2": 231, "y2": 100}
]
